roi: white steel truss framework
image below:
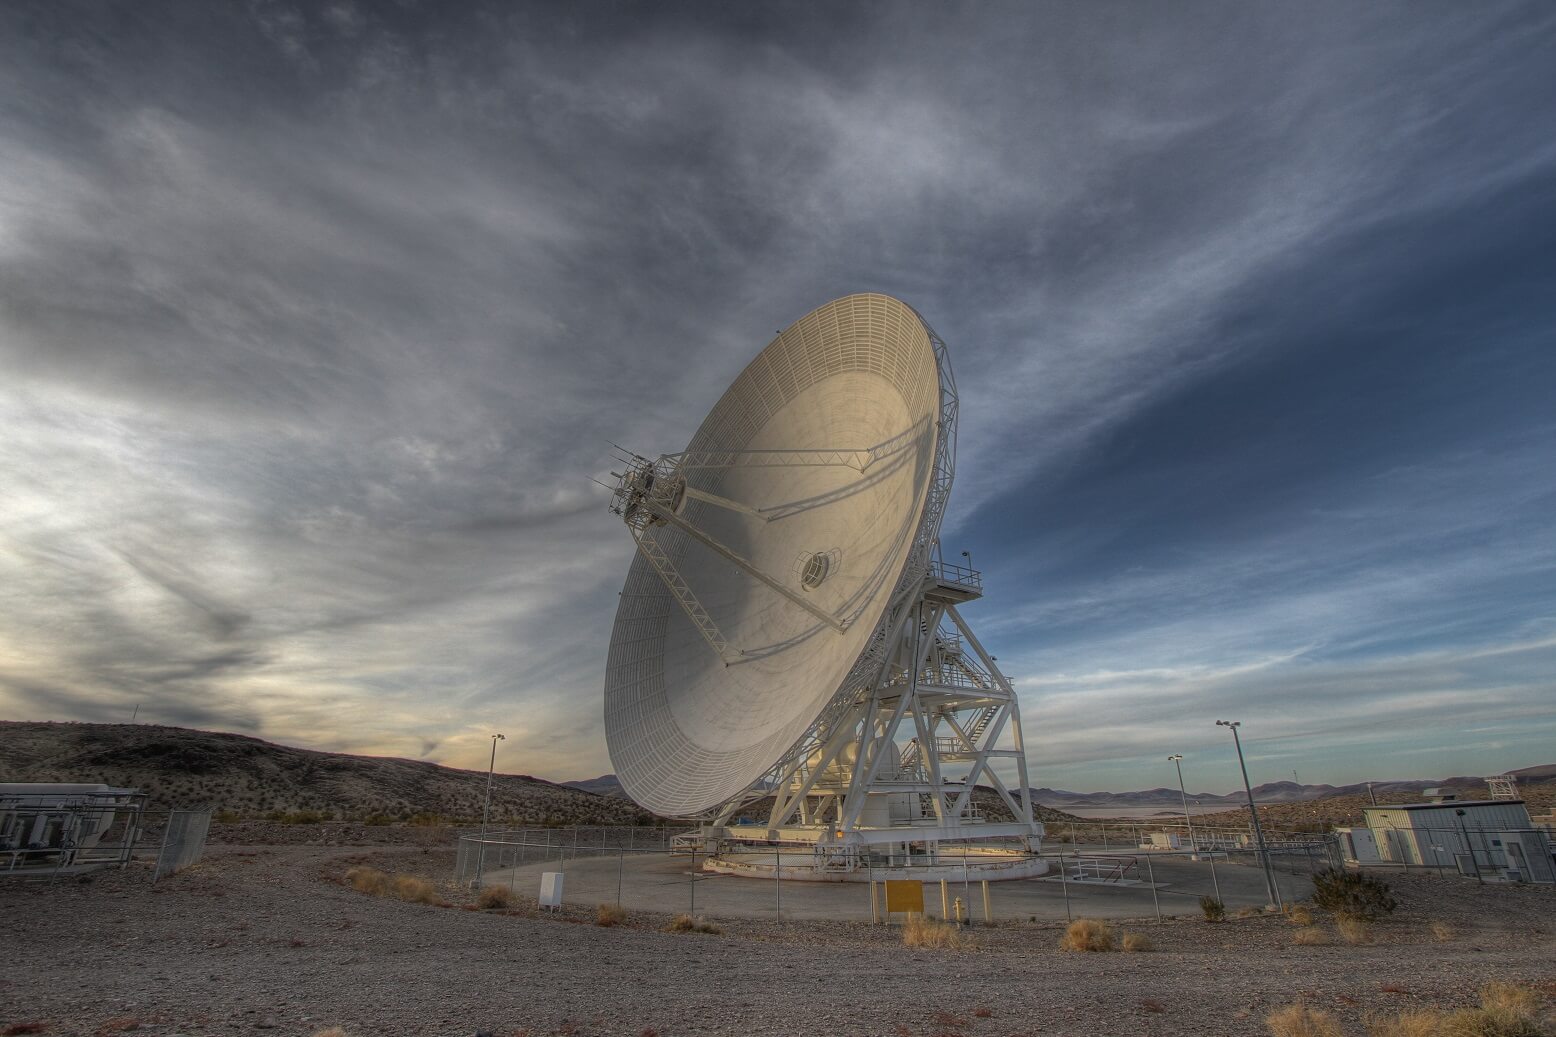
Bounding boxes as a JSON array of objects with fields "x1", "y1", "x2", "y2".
[{"x1": 711, "y1": 568, "x2": 1043, "y2": 854}]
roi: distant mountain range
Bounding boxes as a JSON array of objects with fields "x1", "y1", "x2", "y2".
[
  {"x1": 1030, "y1": 765, "x2": 1555, "y2": 808},
  {"x1": 564, "y1": 767, "x2": 1554, "y2": 811},
  {"x1": 561, "y1": 773, "x2": 628, "y2": 798}
]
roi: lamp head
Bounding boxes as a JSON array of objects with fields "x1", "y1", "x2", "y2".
[
  {"x1": 494, "y1": 733, "x2": 506, "y2": 741},
  {"x1": 1168, "y1": 754, "x2": 1182, "y2": 762}
]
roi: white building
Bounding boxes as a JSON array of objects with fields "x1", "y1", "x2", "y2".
[{"x1": 1337, "y1": 797, "x2": 1554, "y2": 883}]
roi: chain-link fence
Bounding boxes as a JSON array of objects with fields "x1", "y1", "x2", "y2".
[
  {"x1": 153, "y1": 809, "x2": 212, "y2": 881},
  {"x1": 454, "y1": 825, "x2": 1339, "y2": 923}
]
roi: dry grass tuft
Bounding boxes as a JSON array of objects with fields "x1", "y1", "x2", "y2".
[
  {"x1": 1367, "y1": 1009, "x2": 1447, "y2": 1037},
  {"x1": 389, "y1": 875, "x2": 445, "y2": 905},
  {"x1": 928, "y1": 1010, "x2": 967, "y2": 1029},
  {"x1": 1462, "y1": 981, "x2": 1544, "y2": 1037},
  {"x1": 972, "y1": 1008, "x2": 994, "y2": 1019},
  {"x1": 664, "y1": 913, "x2": 722, "y2": 935},
  {"x1": 475, "y1": 885, "x2": 515, "y2": 910},
  {"x1": 596, "y1": 903, "x2": 627, "y2": 927},
  {"x1": 1376, "y1": 981, "x2": 1547, "y2": 1037},
  {"x1": 1293, "y1": 926, "x2": 1331, "y2": 946},
  {"x1": 1267, "y1": 1003, "x2": 1345, "y2": 1037},
  {"x1": 1140, "y1": 999, "x2": 1166, "y2": 1015},
  {"x1": 903, "y1": 914, "x2": 971, "y2": 950},
  {"x1": 1429, "y1": 921, "x2": 1456, "y2": 943},
  {"x1": 1121, "y1": 932, "x2": 1155, "y2": 953},
  {"x1": 1286, "y1": 905, "x2": 1316, "y2": 926},
  {"x1": 344, "y1": 866, "x2": 389, "y2": 896},
  {"x1": 1235, "y1": 905, "x2": 1263, "y2": 919},
  {"x1": 1336, "y1": 914, "x2": 1373, "y2": 946},
  {"x1": 1059, "y1": 917, "x2": 1114, "y2": 952},
  {"x1": 344, "y1": 866, "x2": 448, "y2": 906}
]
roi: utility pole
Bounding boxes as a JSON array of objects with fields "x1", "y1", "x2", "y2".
[
  {"x1": 1217, "y1": 720, "x2": 1281, "y2": 909},
  {"x1": 475, "y1": 733, "x2": 505, "y2": 887}
]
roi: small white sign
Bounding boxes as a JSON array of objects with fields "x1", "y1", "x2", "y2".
[{"x1": 539, "y1": 871, "x2": 564, "y2": 908}]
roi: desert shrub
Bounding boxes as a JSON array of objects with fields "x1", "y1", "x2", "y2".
[
  {"x1": 1429, "y1": 921, "x2": 1455, "y2": 942},
  {"x1": 1235, "y1": 905, "x2": 1264, "y2": 919},
  {"x1": 1287, "y1": 905, "x2": 1316, "y2": 926},
  {"x1": 361, "y1": 813, "x2": 393, "y2": 827},
  {"x1": 1267, "y1": 1003, "x2": 1345, "y2": 1037},
  {"x1": 1311, "y1": 867, "x2": 1397, "y2": 921},
  {"x1": 475, "y1": 886, "x2": 514, "y2": 910},
  {"x1": 212, "y1": 809, "x2": 241, "y2": 824},
  {"x1": 1336, "y1": 913, "x2": 1372, "y2": 945},
  {"x1": 1293, "y1": 926, "x2": 1331, "y2": 946},
  {"x1": 1121, "y1": 932, "x2": 1154, "y2": 952},
  {"x1": 1059, "y1": 918, "x2": 1113, "y2": 952},
  {"x1": 345, "y1": 866, "x2": 389, "y2": 896},
  {"x1": 596, "y1": 903, "x2": 627, "y2": 927},
  {"x1": 1200, "y1": 896, "x2": 1226, "y2": 922},
  {"x1": 903, "y1": 914, "x2": 970, "y2": 950},
  {"x1": 664, "y1": 913, "x2": 721, "y2": 935}
]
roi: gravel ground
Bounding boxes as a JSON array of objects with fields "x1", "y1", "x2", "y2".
[{"x1": 2, "y1": 843, "x2": 1553, "y2": 1037}]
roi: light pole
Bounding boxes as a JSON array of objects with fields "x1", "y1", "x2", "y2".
[
  {"x1": 960, "y1": 549, "x2": 973, "y2": 573},
  {"x1": 1171, "y1": 752, "x2": 1221, "y2": 903},
  {"x1": 475, "y1": 733, "x2": 505, "y2": 887},
  {"x1": 1167, "y1": 755, "x2": 1198, "y2": 851},
  {"x1": 1216, "y1": 720, "x2": 1281, "y2": 910}
]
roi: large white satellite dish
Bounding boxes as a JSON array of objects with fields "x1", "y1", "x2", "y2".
[{"x1": 604, "y1": 293, "x2": 1043, "y2": 879}]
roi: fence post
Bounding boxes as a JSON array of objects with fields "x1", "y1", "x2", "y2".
[
  {"x1": 774, "y1": 850, "x2": 781, "y2": 920},
  {"x1": 1058, "y1": 855, "x2": 1072, "y2": 922},
  {"x1": 981, "y1": 880, "x2": 992, "y2": 925},
  {"x1": 1208, "y1": 850, "x2": 1222, "y2": 903},
  {"x1": 618, "y1": 848, "x2": 624, "y2": 908},
  {"x1": 1145, "y1": 854, "x2": 1162, "y2": 921}
]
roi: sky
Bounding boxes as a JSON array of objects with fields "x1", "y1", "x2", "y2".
[{"x1": 2, "y1": 2, "x2": 1554, "y2": 796}]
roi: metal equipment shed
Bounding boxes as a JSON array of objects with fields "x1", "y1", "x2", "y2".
[{"x1": 1359, "y1": 799, "x2": 1554, "y2": 882}]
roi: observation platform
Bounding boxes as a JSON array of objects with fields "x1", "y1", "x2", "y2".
[{"x1": 923, "y1": 559, "x2": 982, "y2": 603}]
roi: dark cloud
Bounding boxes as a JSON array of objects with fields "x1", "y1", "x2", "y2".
[{"x1": 1, "y1": 2, "x2": 1552, "y2": 786}]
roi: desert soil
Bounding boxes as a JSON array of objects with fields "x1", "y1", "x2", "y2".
[{"x1": 2, "y1": 839, "x2": 1553, "y2": 1037}]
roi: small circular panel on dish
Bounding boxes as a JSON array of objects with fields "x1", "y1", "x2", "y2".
[{"x1": 604, "y1": 294, "x2": 944, "y2": 817}]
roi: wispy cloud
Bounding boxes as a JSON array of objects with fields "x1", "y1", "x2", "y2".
[{"x1": 1, "y1": 4, "x2": 1552, "y2": 786}]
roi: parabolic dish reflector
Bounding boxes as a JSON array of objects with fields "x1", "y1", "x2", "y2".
[{"x1": 604, "y1": 293, "x2": 950, "y2": 817}]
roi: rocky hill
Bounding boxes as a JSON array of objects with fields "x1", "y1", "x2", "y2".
[{"x1": 0, "y1": 722, "x2": 656, "y2": 825}]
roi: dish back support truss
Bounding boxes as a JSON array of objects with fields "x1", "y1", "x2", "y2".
[{"x1": 727, "y1": 567, "x2": 1041, "y2": 849}]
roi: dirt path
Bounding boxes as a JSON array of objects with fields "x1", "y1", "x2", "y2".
[{"x1": 2, "y1": 844, "x2": 1552, "y2": 1036}]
